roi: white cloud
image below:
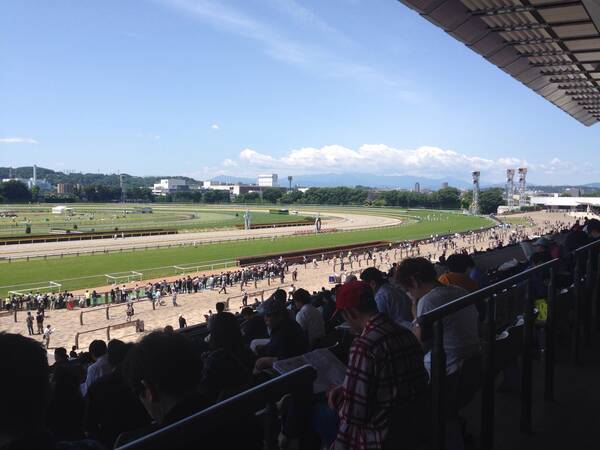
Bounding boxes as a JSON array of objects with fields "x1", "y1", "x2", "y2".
[
  {"x1": 222, "y1": 158, "x2": 237, "y2": 167},
  {"x1": 0, "y1": 137, "x2": 38, "y2": 144},
  {"x1": 226, "y1": 144, "x2": 593, "y2": 182},
  {"x1": 211, "y1": 124, "x2": 220, "y2": 130}
]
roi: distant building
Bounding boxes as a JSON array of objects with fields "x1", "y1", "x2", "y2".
[
  {"x1": 441, "y1": 182, "x2": 449, "y2": 189},
  {"x1": 414, "y1": 182, "x2": 421, "y2": 193},
  {"x1": 258, "y1": 174, "x2": 279, "y2": 187},
  {"x1": 56, "y1": 183, "x2": 74, "y2": 194},
  {"x1": 51, "y1": 205, "x2": 74, "y2": 215},
  {"x1": 201, "y1": 181, "x2": 257, "y2": 197},
  {"x1": 152, "y1": 179, "x2": 188, "y2": 196}
]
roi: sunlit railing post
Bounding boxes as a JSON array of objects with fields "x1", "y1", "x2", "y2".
[{"x1": 481, "y1": 295, "x2": 496, "y2": 450}]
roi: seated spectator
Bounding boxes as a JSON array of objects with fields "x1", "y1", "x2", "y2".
[
  {"x1": 240, "y1": 306, "x2": 268, "y2": 345},
  {"x1": 395, "y1": 257, "x2": 480, "y2": 450},
  {"x1": 438, "y1": 254, "x2": 479, "y2": 293},
  {"x1": 201, "y1": 312, "x2": 255, "y2": 402},
  {"x1": 207, "y1": 301, "x2": 226, "y2": 330},
  {"x1": 360, "y1": 267, "x2": 413, "y2": 328},
  {"x1": 52, "y1": 347, "x2": 69, "y2": 370},
  {"x1": 322, "y1": 281, "x2": 429, "y2": 450},
  {"x1": 254, "y1": 298, "x2": 308, "y2": 372},
  {"x1": 81, "y1": 340, "x2": 111, "y2": 397},
  {"x1": 69, "y1": 346, "x2": 78, "y2": 359},
  {"x1": 85, "y1": 340, "x2": 150, "y2": 448},
  {"x1": 293, "y1": 288, "x2": 325, "y2": 347},
  {"x1": 0, "y1": 332, "x2": 103, "y2": 450},
  {"x1": 47, "y1": 364, "x2": 85, "y2": 442},
  {"x1": 117, "y1": 331, "x2": 261, "y2": 449}
]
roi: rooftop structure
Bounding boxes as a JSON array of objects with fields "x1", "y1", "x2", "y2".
[{"x1": 258, "y1": 174, "x2": 279, "y2": 187}]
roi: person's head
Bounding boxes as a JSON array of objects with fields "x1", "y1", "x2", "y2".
[
  {"x1": 208, "y1": 312, "x2": 243, "y2": 353},
  {"x1": 292, "y1": 288, "x2": 311, "y2": 310},
  {"x1": 215, "y1": 302, "x2": 225, "y2": 313},
  {"x1": 586, "y1": 219, "x2": 600, "y2": 239},
  {"x1": 107, "y1": 339, "x2": 133, "y2": 370},
  {"x1": 263, "y1": 298, "x2": 288, "y2": 329},
  {"x1": 241, "y1": 307, "x2": 254, "y2": 319},
  {"x1": 89, "y1": 339, "x2": 107, "y2": 361},
  {"x1": 164, "y1": 325, "x2": 174, "y2": 333},
  {"x1": 0, "y1": 333, "x2": 50, "y2": 441},
  {"x1": 446, "y1": 253, "x2": 472, "y2": 274},
  {"x1": 360, "y1": 267, "x2": 385, "y2": 293},
  {"x1": 272, "y1": 289, "x2": 287, "y2": 303},
  {"x1": 333, "y1": 281, "x2": 378, "y2": 334},
  {"x1": 54, "y1": 347, "x2": 68, "y2": 364},
  {"x1": 394, "y1": 257, "x2": 439, "y2": 302},
  {"x1": 123, "y1": 331, "x2": 203, "y2": 422}
]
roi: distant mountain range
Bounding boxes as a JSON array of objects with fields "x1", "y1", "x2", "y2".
[{"x1": 2, "y1": 166, "x2": 600, "y2": 192}]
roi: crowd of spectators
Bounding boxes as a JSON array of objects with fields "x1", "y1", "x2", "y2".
[{"x1": 1, "y1": 216, "x2": 599, "y2": 450}]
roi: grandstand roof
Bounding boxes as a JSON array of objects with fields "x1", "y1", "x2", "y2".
[{"x1": 398, "y1": 0, "x2": 600, "y2": 126}]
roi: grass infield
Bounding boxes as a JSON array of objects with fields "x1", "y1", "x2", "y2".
[{"x1": 0, "y1": 208, "x2": 491, "y2": 296}]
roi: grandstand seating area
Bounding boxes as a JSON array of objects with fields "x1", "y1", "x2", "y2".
[{"x1": 1, "y1": 218, "x2": 600, "y2": 450}]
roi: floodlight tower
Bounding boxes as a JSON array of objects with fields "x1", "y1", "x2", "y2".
[
  {"x1": 119, "y1": 174, "x2": 126, "y2": 203},
  {"x1": 506, "y1": 169, "x2": 515, "y2": 208},
  {"x1": 288, "y1": 175, "x2": 293, "y2": 190},
  {"x1": 470, "y1": 171, "x2": 480, "y2": 215},
  {"x1": 518, "y1": 167, "x2": 528, "y2": 207}
]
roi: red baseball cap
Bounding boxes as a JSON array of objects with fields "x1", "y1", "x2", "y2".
[{"x1": 333, "y1": 280, "x2": 372, "y2": 316}]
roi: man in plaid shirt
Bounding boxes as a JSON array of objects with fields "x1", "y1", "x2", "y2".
[{"x1": 328, "y1": 280, "x2": 429, "y2": 450}]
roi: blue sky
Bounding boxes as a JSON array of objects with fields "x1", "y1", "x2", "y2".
[{"x1": 1, "y1": 0, "x2": 598, "y2": 184}]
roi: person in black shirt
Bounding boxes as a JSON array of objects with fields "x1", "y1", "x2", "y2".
[
  {"x1": 240, "y1": 307, "x2": 268, "y2": 345},
  {"x1": 178, "y1": 314, "x2": 187, "y2": 328},
  {"x1": 85, "y1": 340, "x2": 150, "y2": 448},
  {"x1": 117, "y1": 331, "x2": 261, "y2": 450},
  {"x1": 0, "y1": 333, "x2": 103, "y2": 450},
  {"x1": 201, "y1": 312, "x2": 255, "y2": 402},
  {"x1": 254, "y1": 298, "x2": 308, "y2": 373}
]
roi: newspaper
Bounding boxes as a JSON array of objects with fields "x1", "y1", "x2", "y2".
[{"x1": 273, "y1": 348, "x2": 347, "y2": 393}]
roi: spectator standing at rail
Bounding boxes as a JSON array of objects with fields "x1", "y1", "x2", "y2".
[
  {"x1": 126, "y1": 302, "x2": 134, "y2": 322},
  {"x1": 26, "y1": 311, "x2": 34, "y2": 335},
  {"x1": 43, "y1": 325, "x2": 54, "y2": 349},
  {"x1": 178, "y1": 314, "x2": 187, "y2": 329},
  {"x1": 36, "y1": 309, "x2": 44, "y2": 334}
]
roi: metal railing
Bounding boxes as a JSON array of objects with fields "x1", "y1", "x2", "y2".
[
  {"x1": 115, "y1": 365, "x2": 316, "y2": 450},
  {"x1": 418, "y1": 238, "x2": 600, "y2": 450}
]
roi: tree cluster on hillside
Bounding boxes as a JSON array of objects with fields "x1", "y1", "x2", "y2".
[{"x1": 0, "y1": 166, "x2": 197, "y2": 189}]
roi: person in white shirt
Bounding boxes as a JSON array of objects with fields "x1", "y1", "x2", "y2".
[
  {"x1": 81, "y1": 339, "x2": 111, "y2": 397},
  {"x1": 293, "y1": 288, "x2": 325, "y2": 348}
]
